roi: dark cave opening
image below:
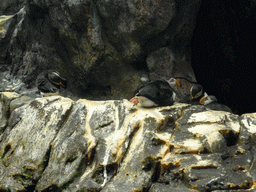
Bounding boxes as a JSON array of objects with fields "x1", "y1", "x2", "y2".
[{"x1": 191, "y1": 0, "x2": 256, "y2": 114}]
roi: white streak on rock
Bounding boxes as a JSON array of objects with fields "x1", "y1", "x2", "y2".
[
  {"x1": 187, "y1": 110, "x2": 231, "y2": 124},
  {"x1": 241, "y1": 113, "x2": 256, "y2": 134},
  {"x1": 188, "y1": 124, "x2": 228, "y2": 136},
  {"x1": 102, "y1": 103, "x2": 120, "y2": 187}
]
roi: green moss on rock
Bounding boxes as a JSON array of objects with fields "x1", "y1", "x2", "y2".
[{"x1": 0, "y1": 15, "x2": 13, "y2": 38}]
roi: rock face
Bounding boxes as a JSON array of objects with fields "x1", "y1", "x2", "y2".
[
  {"x1": 0, "y1": 0, "x2": 24, "y2": 15},
  {"x1": 0, "y1": 0, "x2": 199, "y2": 100},
  {"x1": 1, "y1": 92, "x2": 256, "y2": 191},
  {"x1": 1, "y1": 0, "x2": 256, "y2": 114}
]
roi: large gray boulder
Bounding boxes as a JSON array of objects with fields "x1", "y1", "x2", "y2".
[
  {"x1": 0, "y1": 0, "x2": 24, "y2": 15},
  {"x1": 2, "y1": 0, "x2": 256, "y2": 114},
  {"x1": 1, "y1": 92, "x2": 256, "y2": 191},
  {"x1": 0, "y1": 0, "x2": 199, "y2": 100}
]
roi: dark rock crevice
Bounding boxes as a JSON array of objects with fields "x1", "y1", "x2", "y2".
[{"x1": 191, "y1": 0, "x2": 256, "y2": 114}]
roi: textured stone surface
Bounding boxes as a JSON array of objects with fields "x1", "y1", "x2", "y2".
[
  {"x1": 146, "y1": 46, "x2": 196, "y2": 82},
  {"x1": 1, "y1": 92, "x2": 256, "y2": 191},
  {"x1": 0, "y1": 95, "x2": 73, "y2": 191},
  {"x1": 0, "y1": 92, "x2": 20, "y2": 132},
  {"x1": 1, "y1": 0, "x2": 256, "y2": 115},
  {"x1": 0, "y1": 0, "x2": 24, "y2": 15},
  {"x1": 9, "y1": 96, "x2": 34, "y2": 113},
  {"x1": 0, "y1": 0, "x2": 199, "y2": 100}
]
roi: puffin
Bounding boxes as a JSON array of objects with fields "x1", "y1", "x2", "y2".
[
  {"x1": 36, "y1": 70, "x2": 67, "y2": 95},
  {"x1": 190, "y1": 84, "x2": 204, "y2": 100},
  {"x1": 177, "y1": 84, "x2": 207, "y2": 104},
  {"x1": 129, "y1": 78, "x2": 180, "y2": 107},
  {"x1": 188, "y1": 84, "x2": 211, "y2": 105},
  {"x1": 199, "y1": 95, "x2": 233, "y2": 113},
  {"x1": 184, "y1": 85, "x2": 232, "y2": 113}
]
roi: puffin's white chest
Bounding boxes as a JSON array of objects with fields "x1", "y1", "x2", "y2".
[{"x1": 137, "y1": 96, "x2": 158, "y2": 107}]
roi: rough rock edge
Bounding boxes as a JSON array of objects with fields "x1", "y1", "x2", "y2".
[{"x1": 1, "y1": 92, "x2": 256, "y2": 192}]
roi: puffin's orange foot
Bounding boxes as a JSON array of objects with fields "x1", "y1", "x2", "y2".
[{"x1": 129, "y1": 97, "x2": 139, "y2": 105}]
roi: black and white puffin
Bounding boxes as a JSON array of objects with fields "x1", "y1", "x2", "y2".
[
  {"x1": 36, "y1": 70, "x2": 67, "y2": 95},
  {"x1": 166, "y1": 77, "x2": 206, "y2": 104},
  {"x1": 177, "y1": 84, "x2": 206, "y2": 104},
  {"x1": 129, "y1": 78, "x2": 180, "y2": 107},
  {"x1": 186, "y1": 84, "x2": 209, "y2": 105},
  {"x1": 199, "y1": 95, "x2": 233, "y2": 113},
  {"x1": 190, "y1": 84, "x2": 204, "y2": 100}
]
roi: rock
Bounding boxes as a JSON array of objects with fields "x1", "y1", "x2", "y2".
[
  {"x1": 0, "y1": 15, "x2": 13, "y2": 39},
  {"x1": 1, "y1": 92, "x2": 256, "y2": 191},
  {"x1": 0, "y1": 96, "x2": 73, "y2": 191},
  {"x1": 149, "y1": 183, "x2": 198, "y2": 191},
  {"x1": 146, "y1": 47, "x2": 196, "y2": 82},
  {"x1": 238, "y1": 113, "x2": 256, "y2": 149},
  {"x1": 0, "y1": 92, "x2": 20, "y2": 132},
  {"x1": 9, "y1": 96, "x2": 34, "y2": 113},
  {"x1": 0, "y1": 0, "x2": 24, "y2": 15},
  {"x1": 146, "y1": 47, "x2": 176, "y2": 81},
  {"x1": 0, "y1": 0, "x2": 200, "y2": 101},
  {"x1": 0, "y1": 14, "x2": 16, "y2": 64}
]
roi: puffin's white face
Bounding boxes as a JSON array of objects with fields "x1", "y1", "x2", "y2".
[{"x1": 167, "y1": 78, "x2": 180, "y2": 89}]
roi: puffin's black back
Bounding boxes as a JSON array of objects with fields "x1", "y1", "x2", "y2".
[
  {"x1": 36, "y1": 70, "x2": 67, "y2": 93},
  {"x1": 137, "y1": 80, "x2": 175, "y2": 106}
]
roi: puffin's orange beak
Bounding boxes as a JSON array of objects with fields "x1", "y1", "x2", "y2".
[
  {"x1": 59, "y1": 82, "x2": 65, "y2": 88},
  {"x1": 199, "y1": 96, "x2": 206, "y2": 105},
  {"x1": 175, "y1": 79, "x2": 181, "y2": 88},
  {"x1": 129, "y1": 97, "x2": 139, "y2": 105}
]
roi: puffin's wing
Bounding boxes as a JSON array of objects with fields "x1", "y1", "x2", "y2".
[
  {"x1": 36, "y1": 78, "x2": 47, "y2": 86},
  {"x1": 136, "y1": 82, "x2": 159, "y2": 103},
  {"x1": 135, "y1": 80, "x2": 176, "y2": 106},
  {"x1": 36, "y1": 70, "x2": 59, "y2": 93},
  {"x1": 158, "y1": 81, "x2": 175, "y2": 106},
  {"x1": 36, "y1": 71, "x2": 49, "y2": 86},
  {"x1": 37, "y1": 80, "x2": 59, "y2": 93},
  {"x1": 48, "y1": 70, "x2": 67, "y2": 88}
]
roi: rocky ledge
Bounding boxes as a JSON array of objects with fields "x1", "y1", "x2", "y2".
[{"x1": 1, "y1": 92, "x2": 256, "y2": 192}]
